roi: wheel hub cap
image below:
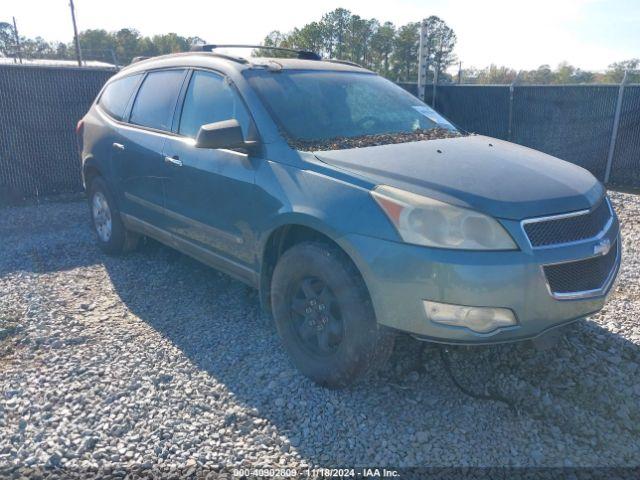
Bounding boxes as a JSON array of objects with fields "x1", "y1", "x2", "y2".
[
  {"x1": 92, "y1": 192, "x2": 112, "y2": 242},
  {"x1": 290, "y1": 277, "x2": 344, "y2": 355}
]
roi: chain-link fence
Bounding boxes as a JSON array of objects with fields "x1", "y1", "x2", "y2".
[
  {"x1": 1, "y1": 65, "x2": 639, "y2": 204},
  {"x1": 0, "y1": 64, "x2": 114, "y2": 203},
  {"x1": 610, "y1": 86, "x2": 640, "y2": 187},
  {"x1": 426, "y1": 85, "x2": 511, "y2": 140},
  {"x1": 1, "y1": 49, "x2": 119, "y2": 69},
  {"x1": 418, "y1": 82, "x2": 640, "y2": 189}
]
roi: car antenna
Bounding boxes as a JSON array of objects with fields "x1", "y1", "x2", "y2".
[{"x1": 190, "y1": 44, "x2": 321, "y2": 61}]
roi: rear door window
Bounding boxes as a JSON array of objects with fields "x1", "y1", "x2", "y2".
[
  {"x1": 98, "y1": 74, "x2": 142, "y2": 121},
  {"x1": 130, "y1": 69, "x2": 187, "y2": 131},
  {"x1": 178, "y1": 70, "x2": 251, "y2": 138}
]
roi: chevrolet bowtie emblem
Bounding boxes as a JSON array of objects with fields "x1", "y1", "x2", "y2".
[{"x1": 593, "y1": 238, "x2": 611, "y2": 256}]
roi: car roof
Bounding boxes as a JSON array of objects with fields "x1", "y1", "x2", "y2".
[{"x1": 115, "y1": 51, "x2": 373, "y2": 78}]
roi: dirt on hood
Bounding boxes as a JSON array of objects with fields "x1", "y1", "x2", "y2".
[{"x1": 285, "y1": 128, "x2": 465, "y2": 152}]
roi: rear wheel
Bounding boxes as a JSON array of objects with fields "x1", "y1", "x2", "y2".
[
  {"x1": 271, "y1": 242, "x2": 394, "y2": 388},
  {"x1": 88, "y1": 177, "x2": 139, "y2": 254}
]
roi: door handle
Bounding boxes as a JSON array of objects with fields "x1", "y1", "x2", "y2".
[
  {"x1": 112, "y1": 142, "x2": 125, "y2": 151},
  {"x1": 164, "y1": 155, "x2": 183, "y2": 167}
]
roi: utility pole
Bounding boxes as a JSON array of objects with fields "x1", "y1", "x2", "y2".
[
  {"x1": 12, "y1": 17, "x2": 22, "y2": 64},
  {"x1": 417, "y1": 19, "x2": 428, "y2": 101},
  {"x1": 457, "y1": 61, "x2": 462, "y2": 84},
  {"x1": 69, "y1": 0, "x2": 83, "y2": 66}
]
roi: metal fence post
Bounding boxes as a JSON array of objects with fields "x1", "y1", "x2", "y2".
[
  {"x1": 432, "y1": 41, "x2": 443, "y2": 109},
  {"x1": 507, "y1": 82, "x2": 515, "y2": 141},
  {"x1": 604, "y1": 70, "x2": 628, "y2": 184},
  {"x1": 417, "y1": 20, "x2": 428, "y2": 101},
  {"x1": 110, "y1": 49, "x2": 119, "y2": 70},
  {"x1": 432, "y1": 68, "x2": 438, "y2": 109}
]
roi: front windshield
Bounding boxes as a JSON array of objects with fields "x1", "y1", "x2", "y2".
[{"x1": 244, "y1": 69, "x2": 461, "y2": 150}]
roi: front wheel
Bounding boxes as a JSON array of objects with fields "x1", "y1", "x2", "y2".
[
  {"x1": 271, "y1": 242, "x2": 394, "y2": 388},
  {"x1": 88, "y1": 177, "x2": 138, "y2": 254}
]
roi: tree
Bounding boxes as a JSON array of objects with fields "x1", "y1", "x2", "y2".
[
  {"x1": 605, "y1": 59, "x2": 640, "y2": 83},
  {"x1": 254, "y1": 30, "x2": 291, "y2": 57},
  {"x1": 254, "y1": 10, "x2": 457, "y2": 81},
  {"x1": 344, "y1": 16, "x2": 376, "y2": 65},
  {"x1": 370, "y1": 21, "x2": 395, "y2": 75},
  {"x1": 20, "y1": 36, "x2": 57, "y2": 59},
  {"x1": 519, "y1": 64, "x2": 553, "y2": 84},
  {"x1": 475, "y1": 65, "x2": 518, "y2": 84},
  {"x1": 459, "y1": 62, "x2": 601, "y2": 85},
  {"x1": 426, "y1": 16, "x2": 457, "y2": 80},
  {"x1": 554, "y1": 61, "x2": 576, "y2": 84},
  {"x1": 78, "y1": 29, "x2": 116, "y2": 62},
  {"x1": 0, "y1": 24, "x2": 207, "y2": 64},
  {"x1": 288, "y1": 22, "x2": 325, "y2": 53},
  {"x1": 114, "y1": 28, "x2": 141, "y2": 64},
  {"x1": 321, "y1": 8, "x2": 352, "y2": 58},
  {"x1": 53, "y1": 42, "x2": 70, "y2": 59},
  {"x1": 136, "y1": 36, "x2": 159, "y2": 58},
  {"x1": 76, "y1": 29, "x2": 196, "y2": 64},
  {"x1": 186, "y1": 36, "x2": 206, "y2": 47},
  {"x1": 150, "y1": 33, "x2": 190, "y2": 55},
  {"x1": 0, "y1": 22, "x2": 16, "y2": 56},
  {"x1": 5, "y1": 11, "x2": 633, "y2": 84},
  {"x1": 391, "y1": 22, "x2": 419, "y2": 81}
]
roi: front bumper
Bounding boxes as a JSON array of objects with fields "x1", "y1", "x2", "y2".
[{"x1": 341, "y1": 215, "x2": 621, "y2": 345}]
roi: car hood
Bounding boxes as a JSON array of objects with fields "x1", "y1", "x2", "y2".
[{"x1": 313, "y1": 135, "x2": 604, "y2": 220}]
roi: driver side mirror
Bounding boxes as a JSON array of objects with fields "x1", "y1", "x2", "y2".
[{"x1": 195, "y1": 119, "x2": 258, "y2": 153}]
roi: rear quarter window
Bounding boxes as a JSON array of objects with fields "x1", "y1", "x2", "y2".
[
  {"x1": 98, "y1": 74, "x2": 142, "y2": 121},
  {"x1": 129, "y1": 69, "x2": 186, "y2": 131}
]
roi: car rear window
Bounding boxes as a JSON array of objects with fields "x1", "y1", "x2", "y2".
[
  {"x1": 129, "y1": 69, "x2": 186, "y2": 131},
  {"x1": 98, "y1": 74, "x2": 142, "y2": 121}
]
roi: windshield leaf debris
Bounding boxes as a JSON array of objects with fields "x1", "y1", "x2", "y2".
[{"x1": 285, "y1": 128, "x2": 465, "y2": 152}]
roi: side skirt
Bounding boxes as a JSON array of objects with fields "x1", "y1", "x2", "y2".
[{"x1": 121, "y1": 213, "x2": 259, "y2": 288}]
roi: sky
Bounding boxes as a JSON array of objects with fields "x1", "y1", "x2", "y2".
[{"x1": 3, "y1": 0, "x2": 638, "y2": 72}]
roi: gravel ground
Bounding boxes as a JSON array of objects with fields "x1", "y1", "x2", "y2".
[{"x1": 0, "y1": 191, "x2": 639, "y2": 476}]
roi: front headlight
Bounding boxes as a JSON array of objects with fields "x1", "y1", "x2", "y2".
[{"x1": 371, "y1": 185, "x2": 517, "y2": 250}]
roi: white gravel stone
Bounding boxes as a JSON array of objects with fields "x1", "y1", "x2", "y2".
[{"x1": 0, "y1": 191, "x2": 639, "y2": 471}]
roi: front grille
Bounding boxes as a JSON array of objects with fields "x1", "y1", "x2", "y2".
[
  {"x1": 524, "y1": 199, "x2": 611, "y2": 247},
  {"x1": 543, "y1": 240, "x2": 618, "y2": 295}
]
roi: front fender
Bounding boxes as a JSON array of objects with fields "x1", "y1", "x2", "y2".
[
  {"x1": 253, "y1": 159, "x2": 402, "y2": 313},
  {"x1": 255, "y1": 210, "x2": 378, "y2": 315},
  {"x1": 254, "y1": 159, "x2": 400, "y2": 253}
]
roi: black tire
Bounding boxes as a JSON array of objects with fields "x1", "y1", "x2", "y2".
[
  {"x1": 88, "y1": 177, "x2": 139, "y2": 254},
  {"x1": 271, "y1": 242, "x2": 394, "y2": 388}
]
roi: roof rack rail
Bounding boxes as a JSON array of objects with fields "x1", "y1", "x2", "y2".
[
  {"x1": 326, "y1": 59, "x2": 365, "y2": 69},
  {"x1": 204, "y1": 52, "x2": 249, "y2": 64},
  {"x1": 190, "y1": 44, "x2": 321, "y2": 61},
  {"x1": 131, "y1": 56, "x2": 150, "y2": 64}
]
